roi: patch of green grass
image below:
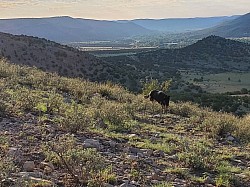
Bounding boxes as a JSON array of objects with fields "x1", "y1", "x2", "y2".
[
  {"x1": 164, "y1": 167, "x2": 189, "y2": 179},
  {"x1": 130, "y1": 139, "x2": 173, "y2": 154}
]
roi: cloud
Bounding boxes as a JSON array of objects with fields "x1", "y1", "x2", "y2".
[{"x1": 0, "y1": 0, "x2": 250, "y2": 19}]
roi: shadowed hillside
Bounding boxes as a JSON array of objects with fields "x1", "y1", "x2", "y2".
[
  {"x1": 103, "y1": 36, "x2": 250, "y2": 76},
  {"x1": 0, "y1": 32, "x2": 117, "y2": 82},
  {"x1": 0, "y1": 59, "x2": 250, "y2": 187}
]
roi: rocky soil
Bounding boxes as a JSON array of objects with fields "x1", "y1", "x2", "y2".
[{"x1": 1, "y1": 111, "x2": 250, "y2": 187}]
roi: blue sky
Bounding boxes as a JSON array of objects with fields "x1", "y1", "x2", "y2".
[{"x1": 1, "y1": 0, "x2": 250, "y2": 19}]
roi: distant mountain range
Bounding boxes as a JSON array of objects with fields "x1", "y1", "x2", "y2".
[
  {"x1": 1, "y1": 14, "x2": 250, "y2": 43},
  {"x1": 0, "y1": 16, "x2": 152, "y2": 42}
]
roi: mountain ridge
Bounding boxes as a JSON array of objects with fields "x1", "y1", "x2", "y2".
[
  {"x1": 121, "y1": 15, "x2": 239, "y2": 32},
  {"x1": 0, "y1": 17, "x2": 153, "y2": 42},
  {"x1": 189, "y1": 12, "x2": 250, "y2": 38}
]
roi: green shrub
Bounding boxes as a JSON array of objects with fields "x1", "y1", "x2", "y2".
[
  {"x1": 235, "y1": 114, "x2": 250, "y2": 143},
  {"x1": 178, "y1": 140, "x2": 216, "y2": 171},
  {"x1": 202, "y1": 113, "x2": 237, "y2": 138},
  {"x1": 142, "y1": 79, "x2": 172, "y2": 96},
  {"x1": 215, "y1": 161, "x2": 238, "y2": 187},
  {"x1": 0, "y1": 101, "x2": 6, "y2": 117},
  {"x1": 4, "y1": 88, "x2": 41, "y2": 114},
  {"x1": 169, "y1": 102, "x2": 203, "y2": 117},
  {"x1": 43, "y1": 135, "x2": 114, "y2": 186},
  {"x1": 59, "y1": 102, "x2": 90, "y2": 133},
  {"x1": 100, "y1": 101, "x2": 132, "y2": 132}
]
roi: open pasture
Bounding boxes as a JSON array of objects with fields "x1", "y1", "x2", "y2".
[{"x1": 181, "y1": 71, "x2": 250, "y2": 93}]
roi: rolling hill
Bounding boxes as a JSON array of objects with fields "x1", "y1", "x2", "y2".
[
  {"x1": 146, "y1": 35, "x2": 250, "y2": 72},
  {"x1": 0, "y1": 16, "x2": 152, "y2": 43},
  {"x1": 103, "y1": 36, "x2": 250, "y2": 74},
  {"x1": 0, "y1": 32, "x2": 116, "y2": 82}
]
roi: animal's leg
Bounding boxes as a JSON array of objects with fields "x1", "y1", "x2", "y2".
[
  {"x1": 165, "y1": 105, "x2": 169, "y2": 114},
  {"x1": 152, "y1": 102, "x2": 155, "y2": 114}
]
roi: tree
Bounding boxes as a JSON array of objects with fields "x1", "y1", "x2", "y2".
[
  {"x1": 241, "y1": 88, "x2": 248, "y2": 94},
  {"x1": 142, "y1": 79, "x2": 172, "y2": 95}
]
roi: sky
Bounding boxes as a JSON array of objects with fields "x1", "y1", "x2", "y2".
[{"x1": 0, "y1": 0, "x2": 250, "y2": 20}]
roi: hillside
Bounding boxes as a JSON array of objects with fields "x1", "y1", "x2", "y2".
[
  {"x1": 103, "y1": 36, "x2": 250, "y2": 76},
  {"x1": 0, "y1": 59, "x2": 250, "y2": 187},
  {"x1": 0, "y1": 32, "x2": 118, "y2": 82},
  {"x1": 0, "y1": 16, "x2": 152, "y2": 43},
  {"x1": 192, "y1": 12, "x2": 250, "y2": 38},
  {"x1": 125, "y1": 16, "x2": 239, "y2": 33}
]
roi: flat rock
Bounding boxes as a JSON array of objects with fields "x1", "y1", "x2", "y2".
[
  {"x1": 128, "y1": 134, "x2": 137, "y2": 138},
  {"x1": 15, "y1": 172, "x2": 50, "y2": 180},
  {"x1": 129, "y1": 147, "x2": 142, "y2": 154},
  {"x1": 226, "y1": 135, "x2": 235, "y2": 141},
  {"x1": 23, "y1": 161, "x2": 35, "y2": 172},
  {"x1": 83, "y1": 139, "x2": 101, "y2": 149}
]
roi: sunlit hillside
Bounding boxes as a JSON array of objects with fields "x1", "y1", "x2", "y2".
[{"x1": 0, "y1": 58, "x2": 250, "y2": 187}]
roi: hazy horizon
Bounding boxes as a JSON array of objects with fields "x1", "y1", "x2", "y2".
[
  {"x1": 0, "y1": 14, "x2": 242, "y2": 21},
  {"x1": 0, "y1": 0, "x2": 249, "y2": 20}
]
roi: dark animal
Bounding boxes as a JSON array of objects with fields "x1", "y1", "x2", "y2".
[{"x1": 144, "y1": 90, "x2": 170, "y2": 111}]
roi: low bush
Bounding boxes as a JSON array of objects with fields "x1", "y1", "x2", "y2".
[
  {"x1": 202, "y1": 113, "x2": 237, "y2": 138},
  {"x1": 59, "y1": 102, "x2": 90, "y2": 133},
  {"x1": 43, "y1": 134, "x2": 115, "y2": 186},
  {"x1": 235, "y1": 114, "x2": 250, "y2": 143},
  {"x1": 178, "y1": 140, "x2": 216, "y2": 171}
]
